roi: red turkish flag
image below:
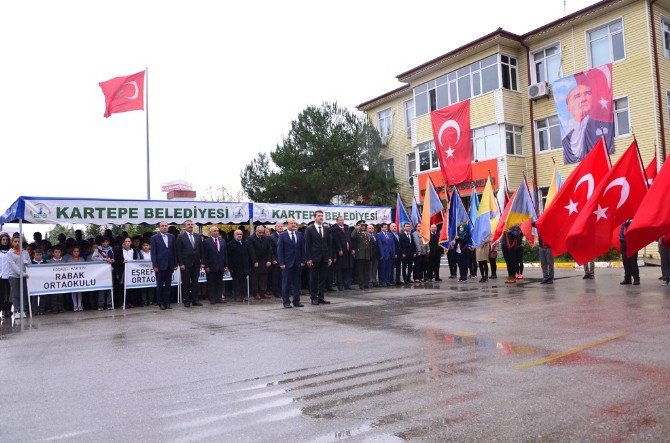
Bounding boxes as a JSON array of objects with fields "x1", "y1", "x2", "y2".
[
  {"x1": 565, "y1": 140, "x2": 648, "y2": 264},
  {"x1": 535, "y1": 138, "x2": 610, "y2": 256},
  {"x1": 625, "y1": 157, "x2": 670, "y2": 256},
  {"x1": 99, "y1": 70, "x2": 145, "y2": 118},
  {"x1": 645, "y1": 154, "x2": 657, "y2": 186},
  {"x1": 430, "y1": 100, "x2": 471, "y2": 185}
]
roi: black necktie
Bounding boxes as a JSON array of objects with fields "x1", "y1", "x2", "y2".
[
  {"x1": 291, "y1": 233, "x2": 295, "y2": 243},
  {"x1": 318, "y1": 226, "x2": 322, "y2": 236}
]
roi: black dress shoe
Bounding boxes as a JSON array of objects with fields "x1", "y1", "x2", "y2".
[
  {"x1": 283, "y1": 304, "x2": 292, "y2": 308},
  {"x1": 160, "y1": 306, "x2": 166, "y2": 310},
  {"x1": 620, "y1": 280, "x2": 631, "y2": 285},
  {"x1": 293, "y1": 303, "x2": 304, "y2": 307},
  {"x1": 184, "y1": 303, "x2": 191, "y2": 308},
  {"x1": 166, "y1": 305, "x2": 173, "y2": 309},
  {"x1": 311, "y1": 300, "x2": 320, "y2": 305},
  {"x1": 319, "y1": 300, "x2": 331, "y2": 304},
  {"x1": 632, "y1": 280, "x2": 640, "y2": 285},
  {"x1": 192, "y1": 302, "x2": 203, "y2": 306},
  {"x1": 540, "y1": 279, "x2": 548, "y2": 284},
  {"x1": 435, "y1": 278, "x2": 443, "y2": 282}
]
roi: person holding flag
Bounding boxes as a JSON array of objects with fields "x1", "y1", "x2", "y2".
[
  {"x1": 421, "y1": 179, "x2": 445, "y2": 281},
  {"x1": 468, "y1": 187, "x2": 480, "y2": 278},
  {"x1": 472, "y1": 177, "x2": 499, "y2": 283},
  {"x1": 448, "y1": 188, "x2": 469, "y2": 279},
  {"x1": 504, "y1": 178, "x2": 536, "y2": 280},
  {"x1": 454, "y1": 222, "x2": 471, "y2": 282},
  {"x1": 536, "y1": 163, "x2": 562, "y2": 284}
]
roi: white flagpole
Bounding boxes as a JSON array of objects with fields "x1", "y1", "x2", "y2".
[{"x1": 145, "y1": 67, "x2": 151, "y2": 200}]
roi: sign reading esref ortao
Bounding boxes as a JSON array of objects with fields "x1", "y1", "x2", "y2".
[
  {"x1": 252, "y1": 203, "x2": 392, "y2": 225},
  {"x1": 26, "y1": 262, "x2": 113, "y2": 296},
  {"x1": 23, "y1": 199, "x2": 250, "y2": 224},
  {"x1": 124, "y1": 261, "x2": 179, "y2": 289}
]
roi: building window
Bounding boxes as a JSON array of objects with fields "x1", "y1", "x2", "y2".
[
  {"x1": 613, "y1": 97, "x2": 630, "y2": 137},
  {"x1": 406, "y1": 152, "x2": 416, "y2": 178},
  {"x1": 404, "y1": 100, "x2": 414, "y2": 138},
  {"x1": 535, "y1": 116, "x2": 562, "y2": 152},
  {"x1": 663, "y1": 19, "x2": 670, "y2": 58},
  {"x1": 413, "y1": 54, "x2": 500, "y2": 117},
  {"x1": 505, "y1": 124, "x2": 523, "y2": 155},
  {"x1": 472, "y1": 124, "x2": 501, "y2": 161},
  {"x1": 538, "y1": 186, "x2": 549, "y2": 211},
  {"x1": 381, "y1": 158, "x2": 394, "y2": 179},
  {"x1": 500, "y1": 55, "x2": 518, "y2": 91},
  {"x1": 418, "y1": 141, "x2": 439, "y2": 171},
  {"x1": 532, "y1": 45, "x2": 561, "y2": 83},
  {"x1": 588, "y1": 19, "x2": 625, "y2": 67},
  {"x1": 378, "y1": 108, "x2": 392, "y2": 138}
]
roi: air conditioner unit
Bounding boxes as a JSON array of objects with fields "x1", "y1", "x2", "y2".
[{"x1": 528, "y1": 81, "x2": 549, "y2": 100}]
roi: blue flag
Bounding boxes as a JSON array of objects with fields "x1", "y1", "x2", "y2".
[
  {"x1": 468, "y1": 188, "x2": 479, "y2": 246},
  {"x1": 410, "y1": 198, "x2": 421, "y2": 228},
  {"x1": 395, "y1": 194, "x2": 411, "y2": 230},
  {"x1": 448, "y1": 188, "x2": 469, "y2": 242}
]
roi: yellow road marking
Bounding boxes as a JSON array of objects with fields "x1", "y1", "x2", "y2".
[{"x1": 516, "y1": 332, "x2": 628, "y2": 370}]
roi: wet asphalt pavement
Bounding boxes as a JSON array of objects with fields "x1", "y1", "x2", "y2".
[{"x1": 2, "y1": 267, "x2": 670, "y2": 442}]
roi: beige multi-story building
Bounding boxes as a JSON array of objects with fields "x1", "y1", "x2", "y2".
[{"x1": 358, "y1": 0, "x2": 669, "y2": 214}]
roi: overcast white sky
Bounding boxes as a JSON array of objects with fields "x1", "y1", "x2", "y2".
[{"x1": 1, "y1": 0, "x2": 599, "y2": 223}]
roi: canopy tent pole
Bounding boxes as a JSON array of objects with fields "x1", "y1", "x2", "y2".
[{"x1": 19, "y1": 219, "x2": 24, "y2": 319}]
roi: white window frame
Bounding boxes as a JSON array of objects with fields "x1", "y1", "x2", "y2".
[
  {"x1": 377, "y1": 108, "x2": 393, "y2": 139},
  {"x1": 505, "y1": 124, "x2": 523, "y2": 156},
  {"x1": 530, "y1": 42, "x2": 562, "y2": 84},
  {"x1": 499, "y1": 54, "x2": 519, "y2": 92},
  {"x1": 534, "y1": 115, "x2": 562, "y2": 153},
  {"x1": 613, "y1": 96, "x2": 631, "y2": 138},
  {"x1": 404, "y1": 100, "x2": 414, "y2": 138},
  {"x1": 586, "y1": 18, "x2": 626, "y2": 68},
  {"x1": 406, "y1": 152, "x2": 416, "y2": 178},
  {"x1": 662, "y1": 17, "x2": 670, "y2": 58},
  {"x1": 417, "y1": 140, "x2": 439, "y2": 172},
  {"x1": 381, "y1": 158, "x2": 394, "y2": 179},
  {"x1": 471, "y1": 124, "x2": 502, "y2": 161}
]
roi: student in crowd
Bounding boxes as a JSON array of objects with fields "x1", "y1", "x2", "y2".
[
  {"x1": 67, "y1": 246, "x2": 87, "y2": 311},
  {"x1": 476, "y1": 233, "x2": 491, "y2": 283},
  {"x1": 488, "y1": 241, "x2": 498, "y2": 280},
  {"x1": 454, "y1": 223, "x2": 471, "y2": 282},
  {"x1": 399, "y1": 222, "x2": 415, "y2": 284},
  {"x1": 619, "y1": 219, "x2": 639, "y2": 285},
  {"x1": 48, "y1": 246, "x2": 66, "y2": 313},
  {"x1": 7, "y1": 236, "x2": 27, "y2": 319},
  {"x1": 426, "y1": 224, "x2": 443, "y2": 281},
  {"x1": 114, "y1": 237, "x2": 139, "y2": 308},
  {"x1": 137, "y1": 240, "x2": 155, "y2": 306},
  {"x1": 583, "y1": 261, "x2": 595, "y2": 280},
  {"x1": 91, "y1": 237, "x2": 114, "y2": 310},
  {"x1": 0, "y1": 233, "x2": 10, "y2": 318},
  {"x1": 30, "y1": 248, "x2": 48, "y2": 315}
]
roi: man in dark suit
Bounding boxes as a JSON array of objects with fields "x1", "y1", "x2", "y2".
[
  {"x1": 268, "y1": 222, "x2": 283, "y2": 298},
  {"x1": 203, "y1": 226, "x2": 228, "y2": 304},
  {"x1": 331, "y1": 216, "x2": 353, "y2": 291},
  {"x1": 399, "y1": 222, "x2": 415, "y2": 284},
  {"x1": 176, "y1": 220, "x2": 204, "y2": 307},
  {"x1": 427, "y1": 224, "x2": 444, "y2": 281},
  {"x1": 226, "y1": 229, "x2": 251, "y2": 302},
  {"x1": 277, "y1": 217, "x2": 305, "y2": 308},
  {"x1": 150, "y1": 221, "x2": 177, "y2": 310},
  {"x1": 248, "y1": 225, "x2": 274, "y2": 301},
  {"x1": 368, "y1": 224, "x2": 380, "y2": 286},
  {"x1": 389, "y1": 222, "x2": 402, "y2": 284},
  {"x1": 304, "y1": 210, "x2": 332, "y2": 305},
  {"x1": 376, "y1": 223, "x2": 395, "y2": 286}
]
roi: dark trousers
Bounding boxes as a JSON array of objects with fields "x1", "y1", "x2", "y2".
[
  {"x1": 413, "y1": 255, "x2": 425, "y2": 281},
  {"x1": 621, "y1": 241, "x2": 639, "y2": 282},
  {"x1": 250, "y1": 269, "x2": 268, "y2": 296},
  {"x1": 457, "y1": 252, "x2": 468, "y2": 280},
  {"x1": 355, "y1": 259, "x2": 370, "y2": 288},
  {"x1": 478, "y1": 260, "x2": 489, "y2": 279},
  {"x1": 180, "y1": 264, "x2": 201, "y2": 304},
  {"x1": 281, "y1": 266, "x2": 302, "y2": 305},
  {"x1": 660, "y1": 241, "x2": 669, "y2": 281},
  {"x1": 489, "y1": 257, "x2": 497, "y2": 278},
  {"x1": 393, "y1": 257, "x2": 402, "y2": 283},
  {"x1": 378, "y1": 258, "x2": 392, "y2": 285},
  {"x1": 469, "y1": 250, "x2": 477, "y2": 276},
  {"x1": 502, "y1": 248, "x2": 515, "y2": 278},
  {"x1": 0, "y1": 278, "x2": 10, "y2": 314},
  {"x1": 427, "y1": 253, "x2": 441, "y2": 280},
  {"x1": 309, "y1": 260, "x2": 329, "y2": 301},
  {"x1": 156, "y1": 269, "x2": 173, "y2": 307},
  {"x1": 206, "y1": 271, "x2": 224, "y2": 303},
  {"x1": 369, "y1": 258, "x2": 379, "y2": 284},
  {"x1": 232, "y1": 275, "x2": 248, "y2": 300},
  {"x1": 401, "y1": 256, "x2": 414, "y2": 282},
  {"x1": 336, "y1": 267, "x2": 351, "y2": 290},
  {"x1": 447, "y1": 249, "x2": 457, "y2": 276},
  {"x1": 270, "y1": 264, "x2": 281, "y2": 296}
]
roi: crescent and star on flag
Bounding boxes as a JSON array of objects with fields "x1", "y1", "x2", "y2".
[
  {"x1": 437, "y1": 119, "x2": 461, "y2": 158},
  {"x1": 115, "y1": 81, "x2": 139, "y2": 100}
]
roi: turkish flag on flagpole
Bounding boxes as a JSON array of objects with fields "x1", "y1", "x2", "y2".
[
  {"x1": 625, "y1": 157, "x2": 670, "y2": 255},
  {"x1": 535, "y1": 138, "x2": 611, "y2": 256},
  {"x1": 645, "y1": 154, "x2": 658, "y2": 186},
  {"x1": 99, "y1": 70, "x2": 145, "y2": 118},
  {"x1": 565, "y1": 140, "x2": 648, "y2": 264},
  {"x1": 430, "y1": 100, "x2": 472, "y2": 185}
]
